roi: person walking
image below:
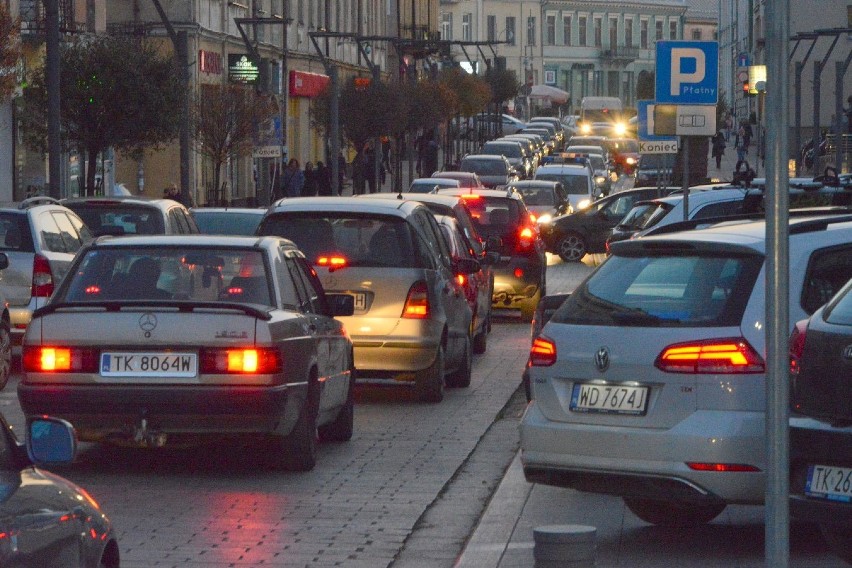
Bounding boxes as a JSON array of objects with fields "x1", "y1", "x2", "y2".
[
  {"x1": 337, "y1": 153, "x2": 347, "y2": 195},
  {"x1": 735, "y1": 125, "x2": 748, "y2": 171},
  {"x1": 280, "y1": 158, "x2": 305, "y2": 199},
  {"x1": 741, "y1": 120, "x2": 753, "y2": 152},
  {"x1": 711, "y1": 130, "x2": 726, "y2": 169},
  {"x1": 363, "y1": 142, "x2": 378, "y2": 194},
  {"x1": 315, "y1": 161, "x2": 333, "y2": 196},
  {"x1": 724, "y1": 113, "x2": 734, "y2": 142},
  {"x1": 302, "y1": 162, "x2": 318, "y2": 197}
]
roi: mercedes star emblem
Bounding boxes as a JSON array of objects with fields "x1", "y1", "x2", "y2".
[{"x1": 139, "y1": 313, "x2": 158, "y2": 333}]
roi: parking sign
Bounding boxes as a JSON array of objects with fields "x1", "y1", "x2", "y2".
[{"x1": 655, "y1": 41, "x2": 719, "y2": 105}]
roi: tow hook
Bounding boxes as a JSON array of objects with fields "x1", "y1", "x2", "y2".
[{"x1": 132, "y1": 418, "x2": 167, "y2": 448}]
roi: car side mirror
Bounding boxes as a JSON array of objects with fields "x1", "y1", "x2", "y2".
[
  {"x1": 480, "y1": 251, "x2": 500, "y2": 266},
  {"x1": 0, "y1": 253, "x2": 8, "y2": 270},
  {"x1": 486, "y1": 236, "x2": 502, "y2": 250},
  {"x1": 453, "y1": 257, "x2": 481, "y2": 275},
  {"x1": 326, "y1": 293, "x2": 355, "y2": 317},
  {"x1": 27, "y1": 417, "x2": 76, "y2": 465}
]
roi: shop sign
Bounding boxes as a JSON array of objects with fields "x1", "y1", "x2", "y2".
[
  {"x1": 289, "y1": 70, "x2": 330, "y2": 98},
  {"x1": 199, "y1": 50, "x2": 223, "y2": 75},
  {"x1": 228, "y1": 54, "x2": 260, "y2": 84}
]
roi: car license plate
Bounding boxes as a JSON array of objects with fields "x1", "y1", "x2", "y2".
[
  {"x1": 100, "y1": 352, "x2": 197, "y2": 378},
  {"x1": 570, "y1": 383, "x2": 649, "y2": 415},
  {"x1": 806, "y1": 464, "x2": 852, "y2": 503}
]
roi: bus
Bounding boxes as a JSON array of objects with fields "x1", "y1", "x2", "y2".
[{"x1": 578, "y1": 96, "x2": 626, "y2": 136}]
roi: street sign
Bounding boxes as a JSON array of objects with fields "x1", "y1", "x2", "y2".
[
  {"x1": 638, "y1": 140, "x2": 679, "y2": 154},
  {"x1": 655, "y1": 41, "x2": 719, "y2": 105},
  {"x1": 653, "y1": 104, "x2": 717, "y2": 136},
  {"x1": 252, "y1": 146, "x2": 282, "y2": 159},
  {"x1": 636, "y1": 100, "x2": 678, "y2": 142},
  {"x1": 737, "y1": 52, "x2": 750, "y2": 67}
]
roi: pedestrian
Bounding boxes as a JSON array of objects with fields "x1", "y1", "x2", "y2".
[
  {"x1": 363, "y1": 142, "x2": 378, "y2": 194},
  {"x1": 380, "y1": 136, "x2": 391, "y2": 185},
  {"x1": 315, "y1": 161, "x2": 333, "y2": 196},
  {"x1": 724, "y1": 113, "x2": 734, "y2": 141},
  {"x1": 422, "y1": 131, "x2": 439, "y2": 178},
  {"x1": 302, "y1": 162, "x2": 317, "y2": 197},
  {"x1": 741, "y1": 120, "x2": 753, "y2": 151},
  {"x1": 280, "y1": 158, "x2": 304, "y2": 199},
  {"x1": 337, "y1": 153, "x2": 347, "y2": 195},
  {"x1": 711, "y1": 130, "x2": 726, "y2": 169},
  {"x1": 735, "y1": 126, "x2": 748, "y2": 171}
]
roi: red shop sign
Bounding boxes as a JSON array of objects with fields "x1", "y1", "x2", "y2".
[
  {"x1": 289, "y1": 70, "x2": 329, "y2": 98},
  {"x1": 199, "y1": 50, "x2": 223, "y2": 75}
]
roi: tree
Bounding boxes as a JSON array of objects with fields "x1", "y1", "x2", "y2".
[
  {"x1": 20, "y1": 35, "x2": 185, "y2": 193},
  {"x1": 0, "y1": 3, "x2": 20, "y2": 102},
  {"x1": 439, "y1": 68, "x2": 492, "y2": 117},
  {"x1": 484, "y1": 67, "x2": 519, "y2": 106},
  {"x1": 193, "y1": 83, "x2": 277, "y2": 203}
]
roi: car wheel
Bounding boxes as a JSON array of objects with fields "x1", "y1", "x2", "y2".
[
  {"x1": 0, "y1": 319, "x2": 11, "y2": 391},
  {"x1": 415, "y1": 344, "x2": 445, "y2": 403},
  {"x1": 271, "y1": 378, "x2": 319, "y2": 471},
  {"x1": 446, "y1": 336, "x2": 472, "y2": 388},
  {"x1": 317, "y1": 365, "x2": 355, "y2": 443},
  {"x1": 557, "y1": 232, "x2": 587, "y2": 262},
  {"x1": 473, "y1": 316, "x2": 489, "y2": 354},
  {"x1": 623, "y1": 497, "x2": 726, "y2": 526},
  {"x1": 820, "y1": 524, "x2": 852, "y2": 564}
]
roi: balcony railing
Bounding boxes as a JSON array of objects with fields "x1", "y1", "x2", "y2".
[
  {"x1": 20, "y1": 0, "x2": 87, "y2": 36},
  {"x1": 600, "y1": 46, "x2": 640, "y2": 61}
]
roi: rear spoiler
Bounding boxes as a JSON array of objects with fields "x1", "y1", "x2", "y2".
[{"x1": 33, "y1": 300, "x2": 273, "y2": 321}]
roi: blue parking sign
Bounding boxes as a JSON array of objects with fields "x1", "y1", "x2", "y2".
[{"x1": 655, "y1": 41, "x2": 719, "y2": 105}]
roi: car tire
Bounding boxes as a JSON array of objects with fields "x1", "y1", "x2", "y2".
[
  {"x1": 0, "y1": 319, "x2": 10, "y2": 391},
  {"x1": 446, "y1": 336, "x2": 472, "y2": 388},
  {"x1": 415, "y1": 344, "x2": 445, "y2": 403},
  {"x1": 473, "y1": 317, "x2": 489, "y2": 355},
  {"x1": 317, "y1": 366, "x2": 355, "y2": 443},
  {"x1": 271, "y1": 379, "x2": 319, "y2": 471},
  {"x1": 820, "y1": 524, "x2": 852, "y2": 564},
  {"x1": 623, "y1": 497, "x2": 726, "y2": 527},
  {"x1": 557, "y1": 232, "x2": 587, "y2": 263}
]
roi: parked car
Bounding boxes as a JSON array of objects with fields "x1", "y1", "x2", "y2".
[
  {"x1": 438, "y1": 188, "x2": 546, "y2": 321},
  {"x1": 458, "y1": 154, "x2": 520, "y2": 189},
  {"x1": 505, "y1": 180, "x2": 573, "y2": 226},
  {"x1": 62, "y1": 196, "x2": 199, "y2": 237},
  {"x1": 520, "y1": 213, "x2": 852, "y2": 526},
  {"x1": 407, "y1": 177, "x2": 462, "y2": 194},
  {"x1": 429, "y1": 170, "x2": 485, "y2": 191},
  {"x1": 0, "y1": 414, "x2": 120, "y2": 567},
  {"x1": 190, "y1": 207, "x2": 266, "y2": 235},
  {"x1": 534, "y1": 163, "x2": 599, "y2": 211},
  {"x1": 18, "y1": 235, "x2": 355, "y2": 471},
  {"x1": 256, "y1": 197, "x2": 480, "y2": 401},
  {"x1": 540, "y1": 186, "x2": 676, "y2": 262},
  {"x1": 0, "y1": 197, "x2": 93, "y2": 350},
  {"x1": 790, "y1": 277, "x2": 852, "y2": 565}
]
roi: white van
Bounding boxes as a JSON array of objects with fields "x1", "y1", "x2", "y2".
[{"x1": 579, "y1": 96, "x2": 625, "y2": 136}]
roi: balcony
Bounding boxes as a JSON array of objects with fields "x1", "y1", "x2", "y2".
[
  {"x1": 20, "y1": 0, "x2": 86, "y2": 36},
  {"x1": 600, "y1": 46, "x2": 640, "y2": 62}
]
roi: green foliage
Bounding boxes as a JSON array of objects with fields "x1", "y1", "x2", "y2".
[
  {"x1": 0, "y1": 3, "x2": 20, "y2": 102},
  {"x1": 439, "y1": 68, "x2": 491, "y2": 117}
]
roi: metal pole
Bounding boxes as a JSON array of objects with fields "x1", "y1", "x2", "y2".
[
  {"x1": 682, "y1": 137, "x2": 689, "y2": 221},
  {"x1": 330, "y1": 67, "x2": 340, "y2": 196},
  {"x1": 811, "y1": 60, "x2": 822, "y2": 174},
  {"x1": 765, "y1": 0, "x2": 790, "y2": 564},
  {"x1": 45, "y1": 0, "x2": 61, "y2": 198},
  {"x1": 794, "y1": 62, "x2": 802, "y2": 175},
  {"x1": 177, "y1": 31, "x2": 191, "y2": 205},
  {"x1": 836, "y1": 60, "x2": 849, "y2": 172}
]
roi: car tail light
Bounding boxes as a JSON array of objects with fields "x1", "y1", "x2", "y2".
[
  {"x1": 530, "y1": 336, "x2": 556, "y2": 366},
  {"x1": 22, "y1": 346, "x2": 99, "y2": 372},
  {"x1": 516, "y1": 225, "x2": 536, "y2": 252},
  {"x1": 32, "y1": 254, "x2": 54, "y2": 298},
  {"x1": 686, "y1": 462, "x2": 761, "y2": 472},
  {"x1": 199, "y1": 347, "x2": 282, "y2": 374},
  {"x1": 655, "y1": 338, "x2": 765, "y2": 374},
  {"x1": 456, "y1": 274, "x2": 466, "y2": 286},
  {"x1": 460, "y1": 194, "x2": 481, "y2": 201},
  {"x1": 402, "y1": 281, "x2": 430, "y2": 319},
  {"x1": 789, "y1": 319, "x2": 809, "y2": 375},
  {"x1": 316, "y1": 255, "x2": 347, "y2": 269}
]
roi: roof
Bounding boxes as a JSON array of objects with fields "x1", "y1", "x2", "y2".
[
  {"x1": 90, "y1": 234, "x2": 286, "y2": 249},
  {"x1": 410, "y1": 177, "x2": 461, "y2": 185},
  {"x1": 190, "y1": 207, "x2": 266, "y2": 214},
  {"x1": 268, "y1": 196, "x2": 418, "y2": 217},
  {"x1": 508, "y1": 180, "x2": 560, "y2": 188}
]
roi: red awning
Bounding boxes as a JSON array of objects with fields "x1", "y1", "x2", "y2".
[{"x1": 289, "y1": 70, "x2": 330, "y2": 98}]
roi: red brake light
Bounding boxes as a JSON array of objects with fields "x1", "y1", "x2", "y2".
[
  {"x1": 199, "y1": 347, "x2": 282, "y2": 374},
  {"x1": 530, "y1": 336, "x2": 556, "y2": 366},
  {"x1": 316, "y1": 255, "x2": 347, "y2": 269},
  {"x1": 32, "y1": 254, "x2": 54, "y2": 298},
  {"x1": 402, "y1": 281, "x2": 430, "y2": 319},
  {"x1": 686, "y1": 462, "x2": 761, "y2": 472},
  {"x1": 789, "y1": 319, "x2": 809, "y2": 375},
  {"x1": 655, "y1": 338, "x2": 764, "y2": 374},
  {"x1": 22, "y1": 346, "x2": 99, "y2": 372},
  {"x1": 460, "y1": 194, "x2": 481, "y2": 201},
  {"x1": 456, "y1": 274, "x2": 466, "y2": 286}
]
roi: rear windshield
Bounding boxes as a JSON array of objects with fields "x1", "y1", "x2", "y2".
[
  {"x1": 536, "y1": 172, "x2": 590, "y2": 195},
  {"x1": 552, "y1": 253, "x2": 763, "y2": 327},
  {"x1": 193, "y1": 212, "x2": 262, "y2": 236},
  {"x1": 460, "y1": 159, "x2": 507, "y2": 175},
  {"x1": 826, "y1": 283, "x2": 852, "y2": 325},
  {"x1": 460, "y1": 197, "x2": 521, "y2": 237},
  {"x1": 69, "y1": 204, "x2": 165, "y2": 235},
  {"x1": 515, "y1": 186, "x2": 555, "y2": 206},
  {"x1": 617, "y1": 203, "x2": 660, "y2": 229},
  {"x1": 0, "y1": 213, "x2": 34, "y2": 252},
  {"x1": 258, "y1": 213, "x2": 421, "y2": 268},
  {"x1": 482, "y1": 144, "x2": 522, "y2": 158},
  {"x1": 639, "y1": 155, "x2": 673, "y2": 169}
]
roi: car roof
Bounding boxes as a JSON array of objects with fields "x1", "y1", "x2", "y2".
[
  {"x1": 63, "y1": 195, "x2": 182, "y2": 207},
  {"x1": 536, "y1": 164, "x2": 592, "y2": 174},
  {"x1": 508, "y1": 180, "x2": 560, "y2": 189},
  {"x1": 462, "y1": 154, "x2": 506, "y2": 161},
  {"x1": 438, "y1": 188, "x2": 523, "y2": 200},
  {"x1": 190, "y1": 207, "x2": 266, "y2": 214},
  {"x1": 410, "y1": 177, "x2": 461, "y2": 185},
  {"x1": 268, "y1": 196, "x2": 421, "y2": 218},
  {"x1": 89, "y1": 234, "x2": 288, "y2": 249}
]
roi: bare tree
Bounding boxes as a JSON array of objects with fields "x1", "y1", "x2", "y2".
[{"x1": 193, "y1": 84, "x2": 277, "y2": 204}]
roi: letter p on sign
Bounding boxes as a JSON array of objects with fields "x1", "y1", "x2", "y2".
[{"x1": 670, "y1": 48, "x2": 705, "y2": 96}]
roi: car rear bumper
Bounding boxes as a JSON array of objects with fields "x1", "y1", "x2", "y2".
[
  {"x1": 351, "y1": 336, "x2": 441, "y2": 373},
  {"x1": 18, "y1": 382, "x2": 305, "y2": 441},
  {"x1": 9, "y1": 305, "x2": 33, "y2": 346},
  {"x1": 519, "y1": 401, "x2": 766, "y2": 504}
]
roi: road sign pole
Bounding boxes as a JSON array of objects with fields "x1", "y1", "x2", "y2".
[{"x1": 682, "y1": 136, "x2": 689, "y2": 221}]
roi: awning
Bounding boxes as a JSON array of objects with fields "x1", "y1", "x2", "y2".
[{"x1": 529, "y1": 84, "x2": 570, "y2": 105}]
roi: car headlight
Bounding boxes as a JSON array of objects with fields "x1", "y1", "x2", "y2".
[
  {"x1": 577, "y1": 199, "x2": 591, "y2": 210},
  {"x1": 625, "y1": 157, "x2": 636, "y2": 165},
  {"x1": 536, "y1": 213, "x2": 553, "y2": 224},
  {"x1": 595, "y1": 176, "x2": 607, "y2": 185},
  {"x1": 580, "y1": 123, "x2": 592, "y2": 134}
]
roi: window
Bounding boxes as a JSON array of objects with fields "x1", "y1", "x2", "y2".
[
  {"x1": 546, "y1": 15, "x2": 556, "y2": 45},
  {"x1": 692, "y1": 28, "x2": 702, "y2": 40},
  {"x1": 527, "y1": 16, "x2": 536, "y2": 46},
  {"x1": 801, "y1": 247, "x2": 852, "y2": 315},
  {"x1": 487, "y1": 15, "x2": 496, "y2": 42},
  {"x1": 656, "y1": 20, "x2": 663, "y2": 41},
  {"x1": 578, "y1": 16, "x2": 587, "y2": 46},
  {"x1": 669, "y1": 20, "x2": 678, "y2": 40},
  {"x1": 640, "y1": 19, "x2": 648, "y2": 48},
  {"x1": 462, "y1": 13, "x2": 472, "y2": 41},
  {"x1": 594, "y1": 17, "x2": 602, "y2": 47},
  {"x1": 441, "y1": 12, "x2": 453, "y2": 41},
  {"x1": 625, "y1": 18, "x2": 633, "y2": 47},
  {"x1": 506, "y1": 17, "x2": 516, "y2": 45},
  {"x1": 563, "y1": 15, "x2": 572, "y2": 45}
]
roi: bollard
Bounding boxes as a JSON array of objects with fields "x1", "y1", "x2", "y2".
[{"x1": 533, "y1": 524, "x2": 596, "y2": 568}]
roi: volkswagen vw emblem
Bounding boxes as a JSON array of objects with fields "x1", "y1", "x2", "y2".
[
  {"x1": 594, "y1": 346, "x2": 610, "y2": 372},
  {"x1": 139, "y1": 313, "x2": 158, "y2": 333}
]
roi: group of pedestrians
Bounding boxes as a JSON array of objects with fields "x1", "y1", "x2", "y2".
[
  {"x1": 278, "y1": 157, "x2": 343, "y2": 200},
  {"x1": 711, "y1": 114, "x2": 753, "y2": 170}
]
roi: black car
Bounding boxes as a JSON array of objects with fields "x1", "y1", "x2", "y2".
[
  {"x1": 790, "y1": 277, "x2": 852, "y2": 565},
  {"x1": 540, "y1": 187, "x2": 673, "y2": 262},
  {"x1": 634, "y1": 154, "x2": 675, "y2": 187}
]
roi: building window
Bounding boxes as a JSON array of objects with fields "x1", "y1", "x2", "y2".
[
  {"x1": 640, "y1": 19, "x2": 648, "y2": 48},
  {"x1": 546, "y1": 15, "x2": 556, "y2": 45},
  {"x1": 506, "y1": 17, "x2": 516, "y2": 45},
  {"x1": 578, "y1": 16, "x2": 587, "y2": 46},
  {"x1": 594, "y1": 17, "x2": 602, "y2": 47},
  {"x1": 692, "y1": 28, "x2": 702, "y2": 40},
  {"x1": 527, "y1": 16, "x2": 536, "y2": 46},
  {"x1": 441, "y1": 12, "x2": 452, "y2": 42},
  {"x1": 487, "y1": 15, "x2": 496, "y2": 42},
  {"x1": 625, "y1": 19, "x2": 633, "y2": 47},
  {"x1": 669, "y1": 20, "x2": 677, "y2": 40},
  {"x1": 609, "y1": 17, "x2": 617, "y2": 48},
  {"x1": 462, "y1": 13, "x2": 472, "y2": 41},
  {"x1": 655, "y1": 20, "x2": 663, "y2": 41},
  {"x1": 563, "y1": 15, "x2": 571, "y2": 45}
]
